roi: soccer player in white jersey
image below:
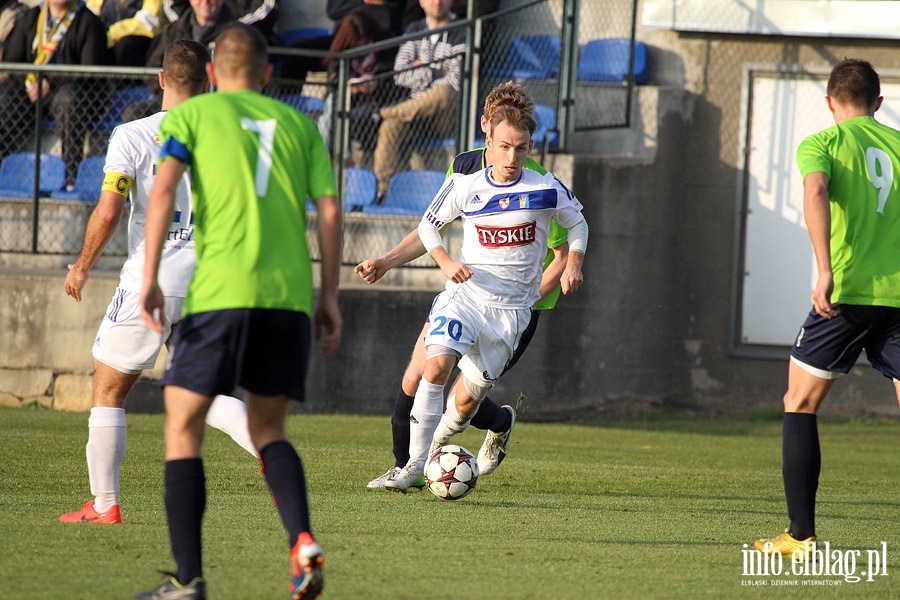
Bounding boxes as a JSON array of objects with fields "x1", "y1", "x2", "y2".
[
  {"x1": 386, "y1": 104, "x2": 589, "y2": 491},
  {"x1": 60, "y1": 40, "x2": 257, "y2": 525}
]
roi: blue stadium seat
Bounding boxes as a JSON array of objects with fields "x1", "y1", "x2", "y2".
[
  {"x1": 50, "y1": 156, "x2": 106, "y2": 201},
  {"x1": 90, "y1": 85, "x2": 154, "y2": 131},
  {"x1": 418, "y1": 136, "x2": 457, "y2": 150},
  {"x1": 532, "y1": 104, "x2": 559, "y2": 151},
  {"x1": 484, "y1": 34, "x2": 560, "y2": 80},
  {"x1": 0, "y1": 152, "x2": 66, "y2": 198},
  {"x1": 343, "y1": 167, "x2": 377, "y2": 212},
  {"x1": 280, "y1": 27, "x2": 332, "y2": 46},
  {"x1": 277, "y1": 94, "x2": 325, "y2": 115},
  {"x1": 473, "y1": 105, "x2": 559, "y2": 151},
  {"x1": 363, "y1": 170, "x2": 445, "y2": 216},
  {"x1": 577, "y1": 38, "x2": 649, "y2": 84}
]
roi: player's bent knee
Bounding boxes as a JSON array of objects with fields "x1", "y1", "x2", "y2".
[
  {"x1": 463, "y1": 376, "x2": 491, "y2": 403},
  {"x1": 423, "y1": 345, "x2": 460, "y2": 382}
]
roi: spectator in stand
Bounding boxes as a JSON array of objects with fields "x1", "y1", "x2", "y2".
[
  {"x1": 0, "y1": 0, "x2": 108, "y2": 186},
  {"x1": 401, "y1": 0, "x2": 497, "y2": 29},
  {"x1": 1, "y1": 0, "x2": 40, "y2": 62},
  {"x1": 86, "y1": 0, "x2": 167, "y2": 66},
  {"x1": 317, "y1": 4, "x2": 402, "y2": 160},
  {"x1": 282, "y1": 0, "x2": 402, "y2": 85},
  {"x1": 162, "y1": 0, "x2": 278, "y2": 43},
  {"x1": 123, "y1": 0, "x2": 277, "y2": 121},
  {"x1": 372, "y1": 0, "x2": 464, "y2": 199},
  {"x1": 149, "y1": 0, "x2": 282, "y2": 71}
]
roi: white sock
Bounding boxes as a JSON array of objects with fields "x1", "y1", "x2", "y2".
[
  {"x1": 205, "y1": 395, "x2": 259, "y2": 458},
  {"x1": 408, "y1": 379, "x2": 445, "y2": 468},
  {"x1": 86, "y1": 407, "x2": 127, "y2": 512},
  {"x1": 432, "y1": 396, "x2": 471, "y2": 448}
]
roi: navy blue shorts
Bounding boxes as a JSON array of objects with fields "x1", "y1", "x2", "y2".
[
  {"x1": 791, "y1": 305, "x2": 900, "y2": 379},
  {"x1": 500, "y1": 309, "x2": 541, "y2": 376},
  {"x1": 163, "y1": 308, "x2": 311, "y2": 400}
]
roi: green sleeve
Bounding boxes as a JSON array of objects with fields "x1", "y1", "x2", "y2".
[
  {"x1": 796, "y1": 129, "x2": 833, "y2": 180},
  {"x1": 524, "y1": 156, "x2": 547, "y2": 175},
  {"x1": 547, "y1": 219, "x2": 567, "y2": 248}
]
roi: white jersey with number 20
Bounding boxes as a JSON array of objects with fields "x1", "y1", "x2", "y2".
[{"x1": 419, "y1": 167, "x2": 585, "y2": 309}]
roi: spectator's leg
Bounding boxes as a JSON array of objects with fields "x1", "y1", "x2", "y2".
[
  {"x1": 0, "y1": 83, "x2": 34, "y2": 160},
  {"x1": 373, "y1": 103, "x2": 412, "y2": 197},
  {"x1": 374, "y1": 85, "x2": 459, "y2": 195},
  {"x1": 50, "y1": 80, "x2": 89, "y2": 186}
]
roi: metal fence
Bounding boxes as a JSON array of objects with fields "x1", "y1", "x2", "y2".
[{"x1": 0, "y1": 0, "x2": 637, "y2": 262}]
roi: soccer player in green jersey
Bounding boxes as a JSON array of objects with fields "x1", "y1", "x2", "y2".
[
  {"x1": 356, "y1": 82, "x2": 572, "y2": 491},
  {"x1": 137, "y1": 24, "x2": 341, "y2": 600},
  {"x1": 754, "y1": 58, "x2": 900, "y2": 557}
]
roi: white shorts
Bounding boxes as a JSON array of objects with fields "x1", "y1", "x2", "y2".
[
  {"x1": 424, "y1": 289, "x2": 532, "y2": 384},
  {"x1": 92, "y1": 288, "x2": 185, "y2": 374}
]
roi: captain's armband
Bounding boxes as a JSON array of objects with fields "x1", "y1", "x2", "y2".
[{"x1": 101, "y1": 172, "x2": 134, "y2": 197}]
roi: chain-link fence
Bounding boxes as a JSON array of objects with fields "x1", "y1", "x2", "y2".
[{"x1": 0, "y1": 0, "x2": 636, "y2": 262}]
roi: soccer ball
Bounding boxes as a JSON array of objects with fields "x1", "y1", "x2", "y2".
[{"x1": 424, "y1": 444, "x2": 479, "y2": 500}]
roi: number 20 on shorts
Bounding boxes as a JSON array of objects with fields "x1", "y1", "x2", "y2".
[{"x1": 430, "y1": 316, "x2": 462, "y2": 341}]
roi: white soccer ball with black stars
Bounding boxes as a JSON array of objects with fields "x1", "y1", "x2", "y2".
[{"x1": 424, "y1": 444, "x2": 479, "y2": 500}]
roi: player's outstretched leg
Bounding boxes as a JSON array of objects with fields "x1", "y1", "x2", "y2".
[
  {"x1": 205, "y1": 394, "x2": 259, "y2": 458},
  {"x1": 429, "y1": 394, "x2": 473, "y2": 458},
  {"x1": 477, "y1": 404, "x2": 516, "y2": 476},
  {"x1": 367, "y1": 389, "x2": 415, "y2": 489},
  {"x1": 385, "y1": 379, "x2": 444, "y2": 493}
]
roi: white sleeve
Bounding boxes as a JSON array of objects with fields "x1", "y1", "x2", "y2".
[
  {"x1": 563, "y1": 216, "x2": 588, "y2": 254},
  {"x1": 103, "y1": 126, "x2": 137, "y2": 179},
  {"x1": 418, "y1": 174, "x2": 464, "y2": 253},
  {"x1": 549, "y1": 174, "x2": 588, "y2": 253},
  {"x1": 418, "y1": 219, "x2": 443, "y2": 253}
]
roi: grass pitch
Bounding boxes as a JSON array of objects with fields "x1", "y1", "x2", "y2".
[{"x1": 1, "y1": 407, "x2": 899, "y2": 599}]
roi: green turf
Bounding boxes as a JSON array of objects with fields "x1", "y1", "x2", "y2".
[{"x1": 1, "y1": 407, "x2": 898, "y2": 599}]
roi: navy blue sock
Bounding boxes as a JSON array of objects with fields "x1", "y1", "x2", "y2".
[
  {"x1": 164, "y1": 458, "x2": 206, "y2": 585},
  {"x1": 782, "y1": 412, "x2": 820, "y2": 540},
  {"x1": 469, "y1": 397, "x2": 511, "y2": 433},
  {"x1": 261, "y1": 441, "x2": 312, "y2": 547},
  {"x1": 391, "y1": 390, "x2": 415, "y2": 467}
]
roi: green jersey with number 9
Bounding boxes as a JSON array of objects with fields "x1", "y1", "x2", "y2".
[
  {"x1": 159, "y1": 89, "x2": 337, "y2": 317},
  {"x1": 796, "y1": 115, "x2": 900, "y2": 307}
]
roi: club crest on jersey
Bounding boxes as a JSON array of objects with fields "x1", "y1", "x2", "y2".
[
  {"x1": 475, "y1": 220, "x2": 537, "y2": 248},
  {"x1": 499, "y1": 197, "x2": 510, "y2": 209},
  {"x1": 519, "y1": 194, "x2": 530, "y2": 208}
]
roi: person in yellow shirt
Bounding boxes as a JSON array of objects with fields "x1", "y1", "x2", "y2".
[{"x1": 86, "y1": 0, "x2": 166, "y2": 65}]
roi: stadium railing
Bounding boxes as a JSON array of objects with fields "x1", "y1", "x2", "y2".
[{"x1": 0, "y1": 0, "x2": 638, "y2": 261}]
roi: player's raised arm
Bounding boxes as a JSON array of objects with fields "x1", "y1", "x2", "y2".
[
  {"x1": 355, "y1": 228, "x2": 427, "y2": 284},
  {"x1": 417, "y1": 176, "x2": 472, "y2": 283}
]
